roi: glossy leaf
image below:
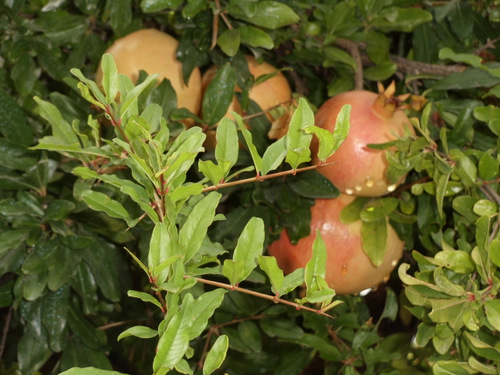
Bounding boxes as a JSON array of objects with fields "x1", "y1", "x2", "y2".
[
  {"x1": 229, "y1": 1, "x2": 300, "y2": 29},
  {"x1": 258, "y1": 255, "x2": 284, "y2": 295},
  {"x1": 202, "y1": 63, "x2": 236, "y2": 126}
]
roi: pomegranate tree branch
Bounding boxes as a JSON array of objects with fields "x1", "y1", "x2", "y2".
[
  {"x1": 190, "y1": 276, "x2": 335, "y2": 318},
  {"x1": 202, "y1": 162, "x2": 336, "y2": 193}
]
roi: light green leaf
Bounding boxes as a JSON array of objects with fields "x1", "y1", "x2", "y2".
[
  {"x1": 285, "y1": 98, "x2": 314, "y2": 169},
  {"x1": 203, "y1": 335, "x2": 229, "y2": 375},
  {"x1": 260, "y1": 136, "x2": 287, "y2": 175},
  {"x1": 59, "y1": 367, "x2": 128, "y2": 375},
  {"x1": 34, "y1": 97, "x2": 80, "y2": 146},
  {"x1": 127, "y1": 290, "x2": 163, "y2": 310},
  {"x1": 179, "y1": 192, "x2": 222, "y2": 263},
  {"x1": 234, "y1": 112, "x2": 262, "y2": 173},
  {"x1": 100, "y1": 54, "x2": 119, "y2": 104},
  {"x1": 215, "y1": 118, "x2": 239, "y2": 171},
  {"x1": 229, "y1": 217, "x2": 265, "y2": 285},
  {"x1": 153, "y1": 311, "x2": 190, "y2": 372},
  {"x1": 484, "y1": 299, "x2": 500, "y2": 331},
  {"x1": 258, "y1": 255, "x2": 284, "y2": 295},
  {"x1": 117, "y1": 325, "x2": 158, "y2": 341}
]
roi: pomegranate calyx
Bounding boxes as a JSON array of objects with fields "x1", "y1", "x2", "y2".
[{"x1": 373, "y1": 81, "x2": 410, "y2": 119}]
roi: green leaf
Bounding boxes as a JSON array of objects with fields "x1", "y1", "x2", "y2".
[
  {"x1": 153, "y1": 311, "x2": 190, "y2": 372},
  {"x1": 324, "y1": 47, "x2": 356, "y2": 70},
  {"x1": 234, "y1": 112, "x2": 262, "y2": 173},
  {"x1": 374, "y1": 7, "x2": 433, "y2": 32},
  {"x1": 80, "y1": 190, "x2": 134, "y2": 226},
  {"x1": 490, "y1": 239, "x2": 500, "y2": 267},
  {"x1": 439, "y1": 47, "x2": 482, "y2": 68},
  {"x1": 0, "y1": 229, "x2": 29, "y2": 256},
  {"x1": 0, "y1": 89, "x2": 34, "y2": 146},
  {"x1": 127, "y1": 290, "x2": 163, "y2": 310},
  {"x1": 100, "y1": 54, "x2": 119, "y2": 104},
  {"x1": 484, "y1": 299, "x2": 500, "y2": 331},
  {"x1": 59, "y1": 367, "x2": 128, "y2": 375},
  {"x1": 258, "y1": 255, "x2": 284, "y2": 295},
  {"x1": 287, "y1": 170, "x2": 339, "y2": 199},
  {"x1": 117, "y1": 325, "x2": 158, "y2": 341},
  {"x1": 140, "y1": 0, "x2": 183, "y2": 12},
  {"x1": 217, "y1": 29, "x2": 240, "y2": 57},
  {"x1": 203, "y1": 335, "x2": 229, "y2": 375},
  {"x1": 202, "y1": 63, "x2": 237, "y2": 126},
  {"x1": 229, "y1": 1, "x2": 300, "y2": 29},
  {"x1": 17, "y1": 330, "x2": 52, "y2": 375},
  {"x1": 359, "y1": 197, "x2": 399, "y2": 222},
  {"x1": 478, "y1": 152, "x2": 499, "y2": 180},
  {"x1": 215, "y1": 118, "x2": 239, "y2": 170},
  {"x1": 34, "y1": 97, "x2": 80, "y2": 146},
  {"x1": 185, "y1": 289, "x2": 226, "y2": 340},
  {"x1": 361, "y1": 219, "x2": 387, "y2": 267},
  {"x1": 260, "y1": 136, "x2": 287, "y2": 176},
  {"x1": 285, "y1": 98, "x2": 314, "y2": 169},
  {"x1": 179, "y1": 192, "x2": 221, "y2": 263},
  {"x1": 434, "y1": 249, "x2": 475, "y2": 273},
  {"x1": 259, "y1": 316, "x2": 304, "y2": 339},
  {"x1": 228, "y1": 217, "x2": 265, "y2": 285},
  {"x1": 305, "y1": 104, "x2": 350, "y2": 163},
  {"x1": 239, "y1": 25, "x2": 273, "y2": 49},
  {"x1": 42, "y1": 285, "x2": 70, "y2": 352},
  {"x1": 432, "y1": 361, "x2": 471, "y2": 375}
]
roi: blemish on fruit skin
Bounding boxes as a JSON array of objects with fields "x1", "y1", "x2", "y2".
[
  {"x1": 365, "y1": 176, "x2": 374, "y2": 187},
  {"x1": 387, "y1": 184, "x2": 397, "y2": 192},
  {"x1": 355, "y1": 184, "x2": 362, "y2": 192},
  {"x1": 345, "y1": 188, "x2": 354, "y2": 195},
  {"x1": 391, "y1": 259, "x2": 398, "y2": 267},
  {"x1": 341, "y1": 264, "x2": 348, "y2": 275}
]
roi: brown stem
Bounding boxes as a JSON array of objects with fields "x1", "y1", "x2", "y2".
[
  {"x1": 191, "y1": 276, "x2": 334, "y2": 319},
  {"x1": 347, "y1": 41, "x2": 363, "y2": 90},
  {"x1": 334, "y1": 38, "x2": 466, "y2": 77},
  {"x1": 0, "y1": 307, "x2": 13, "y2": 359},
  {"x1": 201, "y1": 162, "x2": 336, "y2": 193}
]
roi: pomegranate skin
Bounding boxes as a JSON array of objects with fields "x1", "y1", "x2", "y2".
[
  {"x1": 96, "y1": 29, "x2": 202, "y2": 116},
  {"x1": 312, "y1": 90, "x2": 413, "y2": 197},
  {"x1": 267, "y1": 195, "x2": 404, "y2": 295}
]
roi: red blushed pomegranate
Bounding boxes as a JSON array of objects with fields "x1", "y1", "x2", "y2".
[
  {"x1": 311, "y1": 84, "x2": 414, "y2": 197},
  {"x1": 267, "y1": 194, "x2": 404, "y2": 295}
]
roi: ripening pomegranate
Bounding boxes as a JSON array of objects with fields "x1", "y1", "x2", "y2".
[
  {"x1": 95, "y1": 28, "x2": 202, "y2": 116},
  {"x1": 311, "y1": 83, "x2": 414, "y2": 197},
  {"x1": 267, "y1": 194, "x2": 404, "y2": 295}
]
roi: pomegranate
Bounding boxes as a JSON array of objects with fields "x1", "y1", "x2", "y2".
[
  {"x1": 311, "y1": 83, "x2": 413, "y2": 197},
  {"x1": 95, "y1": 28, "x2": 202, "y2": 116},
  {"x1": 267, "y1": 194, "x2": 404, "y2": 295}
]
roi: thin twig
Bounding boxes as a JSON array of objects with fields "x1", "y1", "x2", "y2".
[
  {"x1": 201, "y1": 162, "x2": 336, "y2": 193},
  {"x1": 191, "y1": 276, "x2": 335, "y2": 319},
  {"x1": 0, "y1": 307, "x2": 13, "y2": 359},
  {"x1": 347, "y1": 41, "x2": 363, "y2": 90}
]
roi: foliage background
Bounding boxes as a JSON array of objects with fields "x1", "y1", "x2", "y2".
[{"x1": 1, "y1": 0, "x2": 500, "y2": 374}]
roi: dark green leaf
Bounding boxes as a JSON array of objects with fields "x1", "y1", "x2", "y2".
[
  {"x1": 202, "y1": 63, "x2": 236, "y2": 126},
  {"x1": 217, "y1": 29, "x2": 240, "y2": 57},
  {"x1": 229, "y1": 1, "x2": 300, "y2": 29},
  {"x1": 361, "y1": 219, "x2": 387, "y2": 267}
]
